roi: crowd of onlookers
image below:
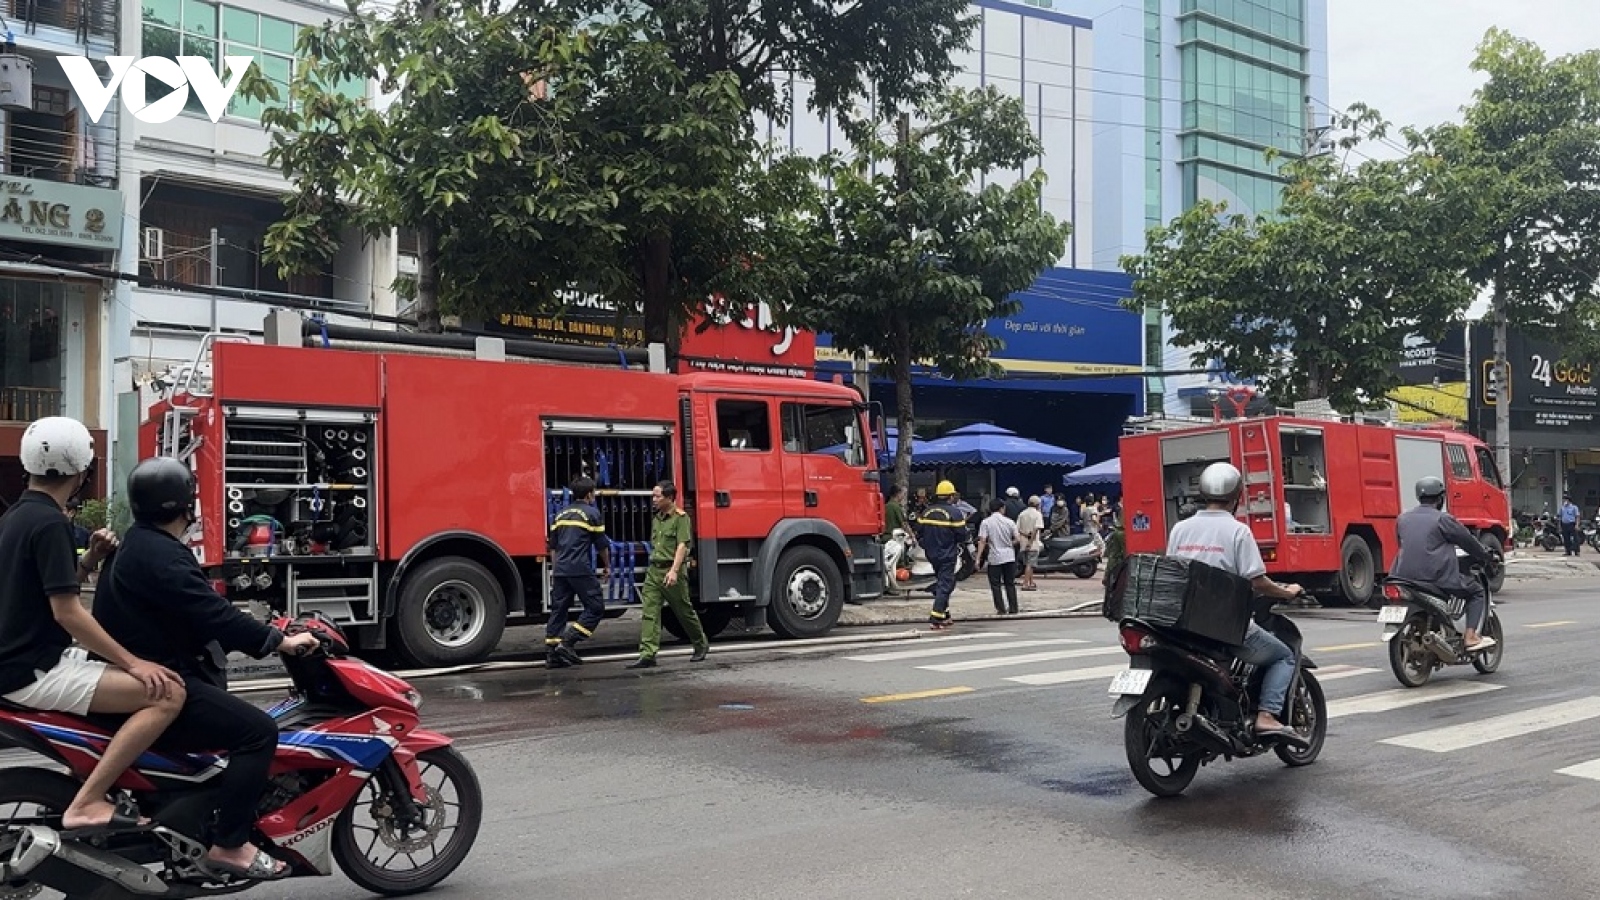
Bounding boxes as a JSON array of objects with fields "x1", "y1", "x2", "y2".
[{"x1": 900, "y1": 483, "x2": 1121, "y2": 538}]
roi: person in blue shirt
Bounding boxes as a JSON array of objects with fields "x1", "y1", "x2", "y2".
[{"x1": 1560, "y1": 494, "x2": 1581, "y2": 557}]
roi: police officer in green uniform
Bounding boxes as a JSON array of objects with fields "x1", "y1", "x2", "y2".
[
  {"x1": 626, "y1": 481, "x2": 709, "y2": 669},
  {"x1": 545, "y1": 476, "x2": 610, "y2": 668}
]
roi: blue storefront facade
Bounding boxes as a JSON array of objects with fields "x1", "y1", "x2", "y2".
[{"x1": 814, "y1": 267, "x2": 1144, "y2": 474}]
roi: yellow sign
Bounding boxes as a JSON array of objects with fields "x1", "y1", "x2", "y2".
[{"x1": 1389, "y1": 382, "x2": 1468, "y2": 423}]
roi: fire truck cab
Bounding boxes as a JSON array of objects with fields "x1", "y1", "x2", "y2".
[
  {"x1": 1120, "y1": 415, "x2": 1511, "y2": 607},
  {"x1": 139, "y1": 313, "x2": 885, "y2": 667}
]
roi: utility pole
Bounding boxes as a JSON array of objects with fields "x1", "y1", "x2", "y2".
[
  {"x1": 1493, "y1": 289, "x2": 1512, "y2": 514},
  {"x1": 891, "y1": 111, "x2": 914, "y2": 499},
  {"x1": 208, "y1": 227, "x2": 219, "y2": 333}
]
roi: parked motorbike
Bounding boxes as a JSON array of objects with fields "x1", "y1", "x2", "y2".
[
  {"x1": 1032, "y1": 530, "x2": 1105, "y2": 579},
  {"x1": 0, "y1": 614, "x2": 481, "y2": 899},
  {"x1": 1110, "y1": 597, "x2": 1327, "y2": 798},
  {"x1": 1535, "y1": 513, "x2": 1563, "y2": 552},
  {"x1": 1585, "y1": 515, "x2": 1600, "y2": 553},
  {"x1": 883, "y1": 527, "x2": 977, "y2": 594},
  {"x1": 1377, "y1": 549, "x2": 1504, "y2": 688}
]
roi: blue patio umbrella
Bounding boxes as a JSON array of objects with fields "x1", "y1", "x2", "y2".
[
  {"x1": 911, "y1": 423, "x2": 1086, "y2": 468},
  {"x1": 1064, "y1": 456, "x2": 1121, "y2": 486}
]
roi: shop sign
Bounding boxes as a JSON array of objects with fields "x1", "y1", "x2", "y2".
[{"x1": 0, "y1": 176, "x2": 122, "y2": 251}]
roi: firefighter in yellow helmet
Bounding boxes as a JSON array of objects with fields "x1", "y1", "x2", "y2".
[{"x1": 914, "y1": 480, "x2": 968, "y2": 629}]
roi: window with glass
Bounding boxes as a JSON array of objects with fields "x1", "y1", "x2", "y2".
[
  {"x1": 0, "y1": 280, "x2": 68, "y2": 422},
  {"x1": 142, "y1": 0, "x2": 366, "y2": 122},
  {"x1": 716, "y1": 400, "x2": 772, "y2": 451},
  {"x1": 782, "y1": 403, "x2": 865, "y2": 466}
]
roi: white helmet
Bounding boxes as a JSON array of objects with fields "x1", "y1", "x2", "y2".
[
  {"x1": 1197, "y1": 462, "x2": 1243, "y2": 503},
  {"x1": 20, "y1": 416, "x2": 95, "y2": 478}
]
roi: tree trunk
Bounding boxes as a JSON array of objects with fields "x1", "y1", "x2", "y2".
[
  {"x1": 1493, "y1": 284, "x2": 1512, "y2": 512},
  {"x1": 892, "y1": 312, "x2": 915, "y2": 500},
  {"x1": 641, "y1": 230, "x2": 677, "y2": 357},
  {"x1": 415, "y1": 225, "x2": 441, "y2": 334}
]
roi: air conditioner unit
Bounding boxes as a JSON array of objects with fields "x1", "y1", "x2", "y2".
[
  {"x1": 396, "y1": 254, "x2": 418, "y2": 276},
  {"x1": 141, "y1": 226, "x2": 164, "y2": 259}
]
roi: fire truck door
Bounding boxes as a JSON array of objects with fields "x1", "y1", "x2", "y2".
[
  {"x1": 706, "y1": 396, "x2": 785, "y2": 537},
  {"x1": 780, "y1": 401, "x2": 875, "y2": 526}
]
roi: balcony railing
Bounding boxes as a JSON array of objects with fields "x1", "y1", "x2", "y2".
[
  {"x1": 0, "y1": 386, "x2": 62, "y2": 422},
  {"x1": 6, "y1": 0, "x2": 117, "y2": 42}
]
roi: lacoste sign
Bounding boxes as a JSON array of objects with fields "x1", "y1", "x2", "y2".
[{"x1": 57, "y1": 56, "x2": 254, "y2": 125}]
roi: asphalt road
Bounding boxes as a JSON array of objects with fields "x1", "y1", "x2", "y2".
[{"x1": 88, "y1": 577, "x2": 1600, "y2": 898}]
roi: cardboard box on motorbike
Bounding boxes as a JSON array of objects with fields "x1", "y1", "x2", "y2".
[{"x1": 1102, "y1": 554, "x2": 1254, "y2": 646}]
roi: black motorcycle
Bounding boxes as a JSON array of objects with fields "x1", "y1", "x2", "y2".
[
  {"x1": 1535, "y1": 513, "x2": 1563, "y2": 552},
  {"x1": 1378, "y1": 549, "x2": 1504, "y2": 688},
  {"x1": 1110, "y1": 597, "x2": 1327, "y2": 798}
]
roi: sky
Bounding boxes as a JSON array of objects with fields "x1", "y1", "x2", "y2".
[{"x1": 1327, "y1": 0, "x2": 1600, "y2": 149}]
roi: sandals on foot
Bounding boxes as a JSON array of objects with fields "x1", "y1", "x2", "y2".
[
  {"x1": 61, "y1": 798, "x2": 152, "y2": 838},
  {"x1": 206, "y1": 849, "x2": 290, "y2": 882}
]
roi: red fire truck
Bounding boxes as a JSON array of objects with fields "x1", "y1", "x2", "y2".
[
  {"x1": 139, "y1": 313, "x2": 885, "y2": 667},
  {"x1": 1120, "y1": 414, "x2": 1511, "y2": 607}
]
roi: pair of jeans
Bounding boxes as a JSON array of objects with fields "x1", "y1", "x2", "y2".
[
  {"x1": 986, "y1": 561, "x2": 1018, "y2": 612},
  {"x1": 1236, "y1": 621, "x2": 1295, "y2": 719},
  {"x1": 157, "y1": 676, "x2": 279, "y2": 849},
  {"x1": 1449, "y1": 579, "x2": 1488, "y2": 633},
  {"x1": 1563, "y1": 523, "x2": 1580, "y2": 555}
]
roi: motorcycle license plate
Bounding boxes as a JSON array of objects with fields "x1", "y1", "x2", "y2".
[
  {"x1": 1107, "y1": 668, "x2": 1152, "y2": 696},
  {"x1": 1377, "y1": 605, "x2": 1409, "y2": 625}
]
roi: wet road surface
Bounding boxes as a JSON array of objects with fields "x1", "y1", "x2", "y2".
[{"x1": 244, "y1": 578, "x2": 1600, "y2": 898}]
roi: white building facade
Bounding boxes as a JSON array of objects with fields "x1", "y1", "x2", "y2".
[{"x1": 109, "y1": 0, "x2": 397, "y2": 484}]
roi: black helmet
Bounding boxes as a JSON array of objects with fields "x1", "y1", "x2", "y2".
[
  {"x1": 128, "y1": 457, "x2": 196, "y2": 523},
  {"x1": 1416, "y1": 476, "x2": 1446, "y2": 502}
]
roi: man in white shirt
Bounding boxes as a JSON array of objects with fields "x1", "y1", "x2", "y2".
[
  {"x1": 1016, "y1": 496, "x2": 1045, "y2": 590},
  {"x1": 1167, "y1": 463, "x2": 1309, "y2": 746},
  {"x1": 976, "y1": 499, "x2": 1021, "y2": 614}
]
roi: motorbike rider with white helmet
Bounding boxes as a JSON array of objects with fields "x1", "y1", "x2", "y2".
[
  {"x1": 1166, "y1": 462, "x2": 1309, "y2": 745},
  {"x1": 0, "y1": 416, "x2": 185, "y2": 833}
]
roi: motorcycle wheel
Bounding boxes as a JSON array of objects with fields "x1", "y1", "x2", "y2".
[
  {"x1": 956, "y1": 549, "x2": 976, "y2": 582},
  {"x1": 334, "y1": 746, "x2": 483, "y2": 896},
  {"x1": 1274, "y1": 671, "x2": 1328, "y2": 767},
  {"x1": 1472, "y1": 610, "x2": 1506, "y2": 675},
  {"x1": 1387, "y1": 616, "x2": 1434, "y2": 688},
  {"x1": 1540, "y1": 533, "x2": 1561, "y2": 552},
  {"x1": 1070, "y1": 561, "x2": 1099, "y2": 580},
  {"x1": 1123, "y1": 682, "x2": 1202, "y2": 798},
  {"x1": 0, "y1": 767, "x2": 78, "y2": 897}
]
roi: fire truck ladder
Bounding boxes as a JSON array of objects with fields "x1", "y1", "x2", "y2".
[{"x1": 1237, "y1": 422, "x2": 1280, "y2": 543}]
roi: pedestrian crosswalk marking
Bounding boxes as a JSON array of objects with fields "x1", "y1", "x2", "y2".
[
  {"x1": 779, "y1": 632, "x2": 1019, "y2": 656},
  {"x1": 918, "y1": 646, "x2": 1124, "y2": 673},
  {"x1": 1555, "y1": 759, "x2": 1600, "y2": 781},
  {"x1": 1381, "y1": 697, "x2": 1600, "y2": 753},
  {"x1": 1310, "y1": 665, "x2": 1381, "y2": 681},
  {"x1": 843, "y1": 638, "x2": 1088, "y2": 663},
  {"x1": 1005, "y1": 664, "x2": 1128, "y2": 686},
  {"x1": 1325, "y1": 682, "x2": 1503, "y2": 719}
]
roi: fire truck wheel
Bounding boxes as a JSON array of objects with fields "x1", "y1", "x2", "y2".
[
  {"x1": 392, "y1": 557, "x2": 507, "y2": 667},
  {"x1": 1479, "y1": 532, "x2": 1506, "y2": 593},
  {"x1": 765, "y1": 545, "x2": 845, "y2": 639},
  {"x1": 1338, "y1": 535, "x2": 1377, "y2": 609}
]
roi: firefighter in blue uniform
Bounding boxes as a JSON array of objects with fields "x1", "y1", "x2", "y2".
[
  {"x1": 545, "y1": 476, "x2": 610, "y2": 668},
  {"x1": 916, "y1": 480, "x2": 968, "y2": 630}
]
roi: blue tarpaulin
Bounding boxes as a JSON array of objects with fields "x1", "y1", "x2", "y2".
[
  {"x1": 912, "y1": 423, "x2": 1086, "y2": 468},
  {"x1": 1064, "y1": 456, "x2": 1120, "y2": 486}
]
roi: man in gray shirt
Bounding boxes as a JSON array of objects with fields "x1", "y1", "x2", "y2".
[
  {"x1": 1391, "y1": 476, "x2": 1497, "y2": 652},
  {"x1": 977, "y1": 499, "x2": 1021, "y2": 614}
]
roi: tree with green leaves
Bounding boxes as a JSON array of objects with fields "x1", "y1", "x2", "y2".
[
  {"x1": 250, "y1": 0, "x2": 976, "y2": 346},
  {"x1": 784, "y1": 86, "x2": 1072, "y2": 496},
  {"x1": 249, "y1": 1, "x2": 792, "y2": 341},
  {"x1": 1120, "y1": 119, "x2": 1479, "y2": 412},
  {"x1": 1404, "y1": 29, "x2": 1600, "y2": 496}
]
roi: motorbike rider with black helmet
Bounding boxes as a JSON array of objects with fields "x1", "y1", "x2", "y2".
[
  {"x1": 92, "y1": 457, "x2": 319, "y2": 882},
  {"x1": 1391, "y1": 475, "x2": 1498, "y2": 653},
  {"x1": 1166, "y1": 462, "x2": 1309, "y2": 745}
]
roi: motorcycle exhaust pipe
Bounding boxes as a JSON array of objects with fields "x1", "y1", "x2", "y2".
[
  {"x1": 1186, "y1": 714, "x2": 1242, "y2": 756},
  {"x1": 1423, "y1": 631, "x2": 1459, "y2": 664},
  {"x1": 6, "y1": 825, "x2": 169, "y2": 896}
]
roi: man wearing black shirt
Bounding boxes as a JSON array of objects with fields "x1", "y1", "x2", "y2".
[
  {"x1": 545, "y1": 476, "x2": 611, "y2": 668},
  {"x1": 95, "y1": 456, "x2": 318, "y2": 881},
  {"x1": 0, "y1": 417, "x2": 185, "y2": 834}
]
